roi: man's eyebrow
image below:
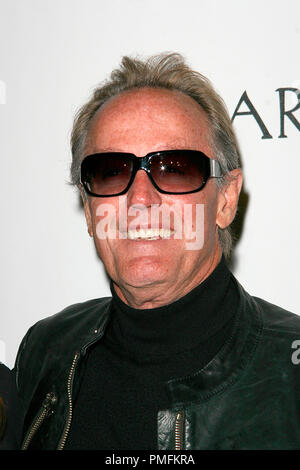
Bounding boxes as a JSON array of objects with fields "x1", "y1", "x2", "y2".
[{"x1": 90, "y1": 147, "x2": 124, "y2": 153}]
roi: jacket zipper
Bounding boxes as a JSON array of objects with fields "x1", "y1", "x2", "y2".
[
  {"x1": 57, "y1": 351, "x2": 80, "y2": 450},
  {"x1": 21, "y1": 321, "x2": 107, "y2": 450},
  {"x1": 56, "y1": 327, "x2": 107, "y2": 449},
  {"x1": 174, "y1": 411, "x2": 184, "y2": 450},
  {"x1": 21, "y1": 392, "x2": 57, "y2": 450},
  {"x1": 56, "y1": 326, "x2": 108, "y2": 449}
]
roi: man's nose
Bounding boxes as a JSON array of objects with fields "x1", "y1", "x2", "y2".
[{"x1": 126, "y1": 169, "x2": 162, "y2": 208}]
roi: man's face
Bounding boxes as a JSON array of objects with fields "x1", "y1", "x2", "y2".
[{"x1": 81, "y1": 88, "x2": 241, "y2": 307}]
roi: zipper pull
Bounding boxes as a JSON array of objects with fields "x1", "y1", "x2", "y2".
[{"x1": 42, "y1": 392, "x2": 57, "y2": 413}]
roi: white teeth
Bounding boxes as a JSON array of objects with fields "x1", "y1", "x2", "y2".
[
  {"x1": 127, "y1": 229, "x2": 174, "y2": 240},
  {"x1": 159, "y1": 229, "x2": 173, "y2": 239}
]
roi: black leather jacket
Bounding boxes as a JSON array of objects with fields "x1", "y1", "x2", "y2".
[{"x1": 15, "y1": 277, "x2": 300, "y2": 450}]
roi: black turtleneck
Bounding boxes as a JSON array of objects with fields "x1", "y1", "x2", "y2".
[{"x1": 65, "y1": 257, "x2": 239, "y2": 450}]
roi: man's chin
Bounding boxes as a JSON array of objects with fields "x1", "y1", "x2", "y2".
[{"x1": 117, "y1": 258, "x2": 170, "y2": 289}]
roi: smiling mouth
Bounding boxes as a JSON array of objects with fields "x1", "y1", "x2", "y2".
[{"x1": 125, "y1": 228, "x2": 175, "y2": 240}]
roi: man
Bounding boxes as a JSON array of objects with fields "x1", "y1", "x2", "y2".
[{"x1": 15, "y1": 53, "x2": 300, "y2": 450}]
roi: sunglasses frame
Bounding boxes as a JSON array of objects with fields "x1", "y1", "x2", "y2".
[{"x1": 80, "y1": 149, "x2": 223, "y2": 197}]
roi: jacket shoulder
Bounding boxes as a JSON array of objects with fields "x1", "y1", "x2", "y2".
[
  {"x1": 253, "y1": 296, "x2": 300, "y2": 335},
  {"x1": 15, "y1": 297, "x2": 112, "y2": 384},
  {"x1": 35, "y1": 296, "x2": 111, "y2": 331},
  {"x1": 21, "y1": 297, "x2": 111, "y2": 344}
]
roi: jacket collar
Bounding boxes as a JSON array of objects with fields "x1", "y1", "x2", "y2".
[{"x1": 164, "y1": 275, "x2": 263, "y2": 407}]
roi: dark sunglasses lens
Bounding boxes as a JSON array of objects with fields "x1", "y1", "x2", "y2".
[
  {"x1": 81, "y1": 154, "x2": 133, "y2": 196},
  {"x1": 150, "y1": 151, "x2": 209, "y2": 193}
]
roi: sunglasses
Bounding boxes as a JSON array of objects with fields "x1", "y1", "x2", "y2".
[{"x1": 80, "y1": 149, "x2": 223, "y2": 197}]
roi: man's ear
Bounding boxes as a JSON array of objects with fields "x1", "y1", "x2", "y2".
[
  {"x1": 78, "y1": 184, "x2": 94, "y2": 237},
  {"x1": 216, "y1": 169, "x2": 243, "y2": 229}
]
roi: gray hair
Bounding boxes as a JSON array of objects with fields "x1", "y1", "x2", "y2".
[{"x1": 70, "y1": 52, "x2": 241, "y2": 259}]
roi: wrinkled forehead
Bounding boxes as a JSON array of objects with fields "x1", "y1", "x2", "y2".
[{"x1": 84, "y1": 88, "x2": 214, "y2": 159}]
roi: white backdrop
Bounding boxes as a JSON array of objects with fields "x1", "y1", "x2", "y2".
[{"x1": 0, "y1": 0, "x2": 299, "y2": 368}]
